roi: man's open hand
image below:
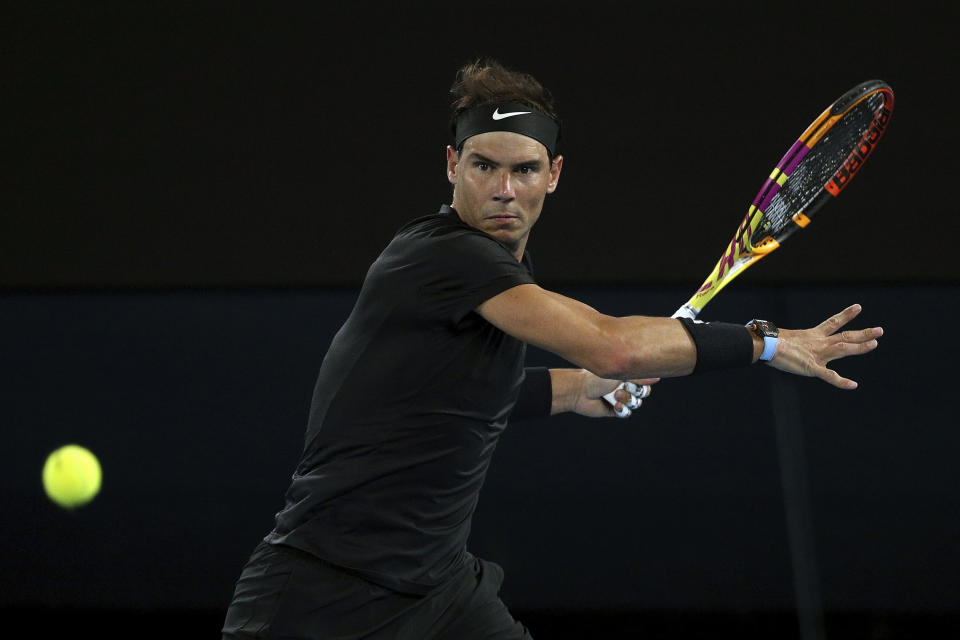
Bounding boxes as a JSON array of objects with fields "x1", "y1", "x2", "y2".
[{"x1": 769, "y1": 304, "x2": 882, "y2": 389}]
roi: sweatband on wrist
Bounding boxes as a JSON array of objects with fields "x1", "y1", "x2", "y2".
[
  {"x1": 510, "y1": 367, "x2": 552, "y2": 421},
  {"x1": 677, "y1": 318, "x2": 755, "y2": 374},
  {"x1": 453, "y1": 102, "x2": 562, "y2": 158}
]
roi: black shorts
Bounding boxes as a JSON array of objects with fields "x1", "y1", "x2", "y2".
[{"x1": 221, "y1": 541, "x2": 533, "y2": 639}]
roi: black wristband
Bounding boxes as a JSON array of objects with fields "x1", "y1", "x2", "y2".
[
  {"x1": 677, "y1": 318, "x2": 754, "y2": 374},
  {"x1": 510, "y1": 367, "x2": 552, "y2": 421}
]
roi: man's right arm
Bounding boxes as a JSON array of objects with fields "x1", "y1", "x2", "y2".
[
  {"x1": 476, "y1": 284, "x2": 882, "y2": 389},
  {"x1": 476, "y1": 284, "x2": 701, "y2": 380}
]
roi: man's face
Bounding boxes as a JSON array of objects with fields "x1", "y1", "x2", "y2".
[{"x1": 446, "y1": 131, "x2": 562, "y2": 260}]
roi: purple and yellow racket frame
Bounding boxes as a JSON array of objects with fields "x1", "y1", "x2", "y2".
[{"x1": 673, "y1": 80, "x2": 895, "y2": 320}]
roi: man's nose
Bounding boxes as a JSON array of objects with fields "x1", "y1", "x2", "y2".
[{"x1": 494, "y1": 170, "x2": 515, "y2": 200}]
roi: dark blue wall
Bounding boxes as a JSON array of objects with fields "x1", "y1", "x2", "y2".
[{"x1": 4, "y1": 284, "x2": 956, "y2": 622}]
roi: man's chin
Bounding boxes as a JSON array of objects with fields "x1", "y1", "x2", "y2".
[
  {"x1": 483, "y1": 227, "x2": 526, "y2": 251},
  {"x1": 484, "y1": 227, "x2": 517, "y2": 241}
]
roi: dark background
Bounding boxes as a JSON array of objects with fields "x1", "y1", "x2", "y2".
[{"x1": 3, "y1": 2, "x2": 958, "y2": 639}]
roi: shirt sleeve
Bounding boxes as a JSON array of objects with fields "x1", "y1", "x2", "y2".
[{"x1": 414, "y1": 228, "x2": 536, "y2": 324}]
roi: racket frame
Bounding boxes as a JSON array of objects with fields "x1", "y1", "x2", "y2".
[
  {"x1": 677, "y1": 80, "x2": 893, "y2": 320},
  {"x1": 603, "y1": 80, "x2": 894, "y2": 414}
]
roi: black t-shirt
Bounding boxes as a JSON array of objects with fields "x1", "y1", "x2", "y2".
[{"x1": 265, "y1": 205, "x2": 538, "y2": 595}]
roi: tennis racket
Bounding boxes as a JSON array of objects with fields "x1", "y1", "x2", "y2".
[{"x1": 605, "y1": 79, "x2": 894, "y2": 416}]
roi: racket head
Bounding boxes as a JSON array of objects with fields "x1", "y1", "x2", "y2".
[{"x1": 680, "y1": 80, "x2": 894, "y2": 318}]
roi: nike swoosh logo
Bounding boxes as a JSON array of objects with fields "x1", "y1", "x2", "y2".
[{"x1": 492, "y1": 108, "x2": 531, "y2": 120}]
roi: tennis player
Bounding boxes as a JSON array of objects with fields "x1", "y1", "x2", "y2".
[{"x1": 221, "y1": 59, "x2": 882, "y2": 639}]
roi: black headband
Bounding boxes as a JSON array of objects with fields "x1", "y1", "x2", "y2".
[{"x1": 453, "y1": 102, "x2": 561, "y2": 158}]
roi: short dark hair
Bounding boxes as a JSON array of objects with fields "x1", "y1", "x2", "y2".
[{"x1": 449, "y1": 58, "x2": 560, "y2": 156}]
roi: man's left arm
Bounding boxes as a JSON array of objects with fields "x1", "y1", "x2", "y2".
[{"x1": 511, "y1": 366, "x2": 658, "y2": 421}]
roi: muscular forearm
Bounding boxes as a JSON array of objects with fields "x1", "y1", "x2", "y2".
[
  {"x1": 600, "y1": 315, "x2": 699, "y2": 379},
  {"x1": 538, "y1": 289, "x2": 702, "y2": 379}
]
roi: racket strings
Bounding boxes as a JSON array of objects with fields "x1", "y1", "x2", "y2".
[{"x1": 758, "y1": 92, "x2": 887, "y2": 239}]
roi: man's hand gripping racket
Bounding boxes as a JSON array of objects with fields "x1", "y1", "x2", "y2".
[{"x1": 604, "y1": 80, "x2": 894, "y2": 417}]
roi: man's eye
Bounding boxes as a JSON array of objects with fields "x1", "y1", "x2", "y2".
[
  {"x1": 518, "y1": 166, "x2": 532, "y2": 174},
  {"x1": 476, "y1": 162, "x2": 490, "y2": 171}
]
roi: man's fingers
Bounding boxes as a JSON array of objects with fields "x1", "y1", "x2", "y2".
[
  {"x1": 603, "y1": 378, "x2": 657, "y2": 409},
  {"x1": 815, "y1": 303, "x2": 863, "y2": 336},
  {"x1": 820, "y1": 367, "x2": 859, "y2": 390},
  {"x1": 623, "y1": 381, "x2": 654, "y2": 399},
  {"x1": 840, "y1": 326, "x2": 884, "y2": 343},
  {"x1": 823, "y1": 325, "x2": 882, "y2": 361},
  {"x1": 614, "y1": 388, "x2": 644, "y2": 410},
  {"x1": 827, "y1": 336, "x2": 880, "y2": 360}
]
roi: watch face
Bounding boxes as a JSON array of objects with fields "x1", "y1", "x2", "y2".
[{"x1": 753, "y1": 319, "x2": 778, "y2": 338}]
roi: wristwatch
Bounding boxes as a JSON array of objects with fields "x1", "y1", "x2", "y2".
[{"x1": 746, "y1": 319, "x2": 779, "y2": 361}]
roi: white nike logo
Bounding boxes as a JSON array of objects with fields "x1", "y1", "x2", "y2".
[{"x1": 492, "y1": 108, "x2": 531, "y2": 120}]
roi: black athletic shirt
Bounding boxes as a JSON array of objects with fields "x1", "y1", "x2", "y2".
[{"x1": 265, "y1": 205, "x2": 538, "y2": 595}]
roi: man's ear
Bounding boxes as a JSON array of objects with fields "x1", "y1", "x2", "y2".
[
  {"x1": 547, "y1": 154, "x2": 563, "y2": 194},
  {"x1": 446, "y1": 146, "x2": 459, "y2": 185}
]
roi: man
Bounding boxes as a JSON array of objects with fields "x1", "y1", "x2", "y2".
[{"x1": 222, "y1": 59, "x2": 881, "y2": 639}]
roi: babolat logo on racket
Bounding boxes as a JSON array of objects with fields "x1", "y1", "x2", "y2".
[{"x1": 825, "y1": 105, "x2": 892, "y2": 196}]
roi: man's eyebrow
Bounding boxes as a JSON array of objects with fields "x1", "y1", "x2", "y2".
[
  {"x1": 468, "y1": 153, "x2": 500, "y2": 166},
  {"x1": 468, "y1": 153, "x2": 542, "y2": 168},
  {"x1": 515, "y1": 159, "x2": 543, "y2": 168}
]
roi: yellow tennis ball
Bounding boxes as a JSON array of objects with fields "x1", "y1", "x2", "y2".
[{"x1": 42, "y1": 444, "x2": 102, "y2": 509}]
